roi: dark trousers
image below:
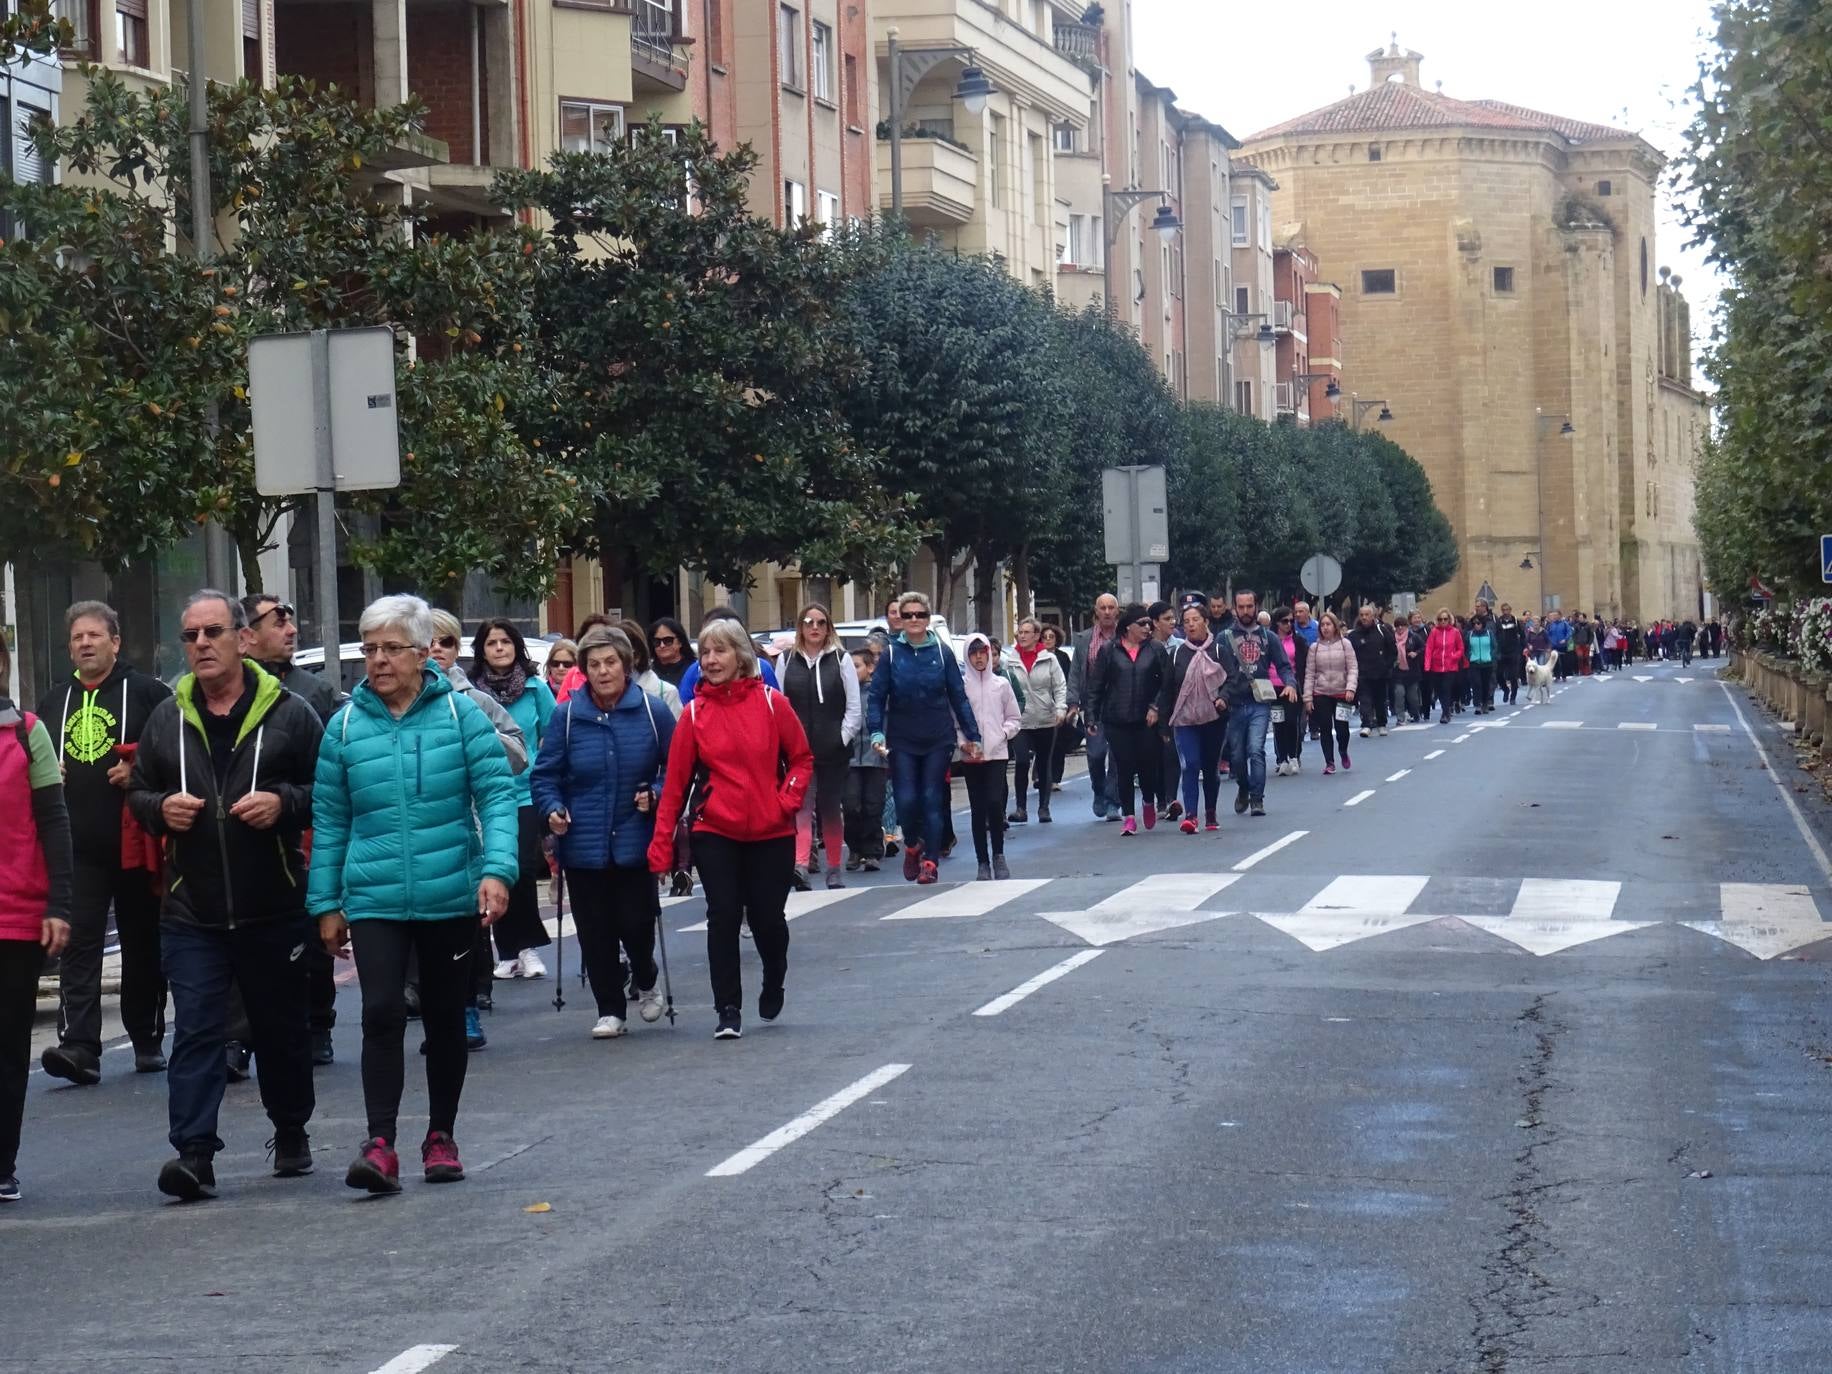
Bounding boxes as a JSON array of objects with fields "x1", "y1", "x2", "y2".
[
  {"x1": 1103, "y1": 721, "x2": 1160, "y2": 818},
  {"x1": 0, "y1": 940, "x2": 44, "y2": 1178},
  {"x1": 1311, "y1": 697, "x2": 1352, "y2": 765},
  {"x1": 161, "y1": 918, "x2": 315, "y2": 1157},
  {"x1": 1271, "y1": 702, "x2": 1303, "y2": 765},
  {"x1": 350, "y1": 917, "x2": 476, "y2": 1145},
  {"x1": 890, "y1": 745, "x2": 952, "y2": 855},
  {"x1": 60, "y1": 860, "x2": 166, "y2": 1056},
  {"x1": 1428, "y1": 672, "x2": 1458, "y2": 719},
  {"x1": 795, "y1": 751, "x2": 848, "y2": 871},
  {"x1": 491, "y1": 807, "x2": 551, "y2": 959},
  {"x1": 695, "y1": 833, "x2": 792, "y2": 1015},
  {"x1": 1392, "y1": 675, "x2": 1423, "y2": 721},
  {"x1": 842, "y1": 767, "x2": 888, "y2": 861},
  {"x1": 1157, "y1": 729, "x2": 1181, "y2": 808},
  {"x1": 960, "y1": 760, "x2": 1009, "y2": 862},
  {"x1": 1051, "y1": 722, "x2": 1076, "y2": 785},
  {"x1": 1497, "y1": 659, "x2": 1521, "y2": 703},
  {"x1": 568, "y1": 866, "x2": 658, "y2": 1019},
  {"x1": 1009, "y1": 726, "x2": 1057, "y2": 813},
  {"x1": 1470, "y1": 662, "x2": 1496, "y2": 709},
  {"x1": 1358, "y1": 679, "x2": 1391, "y2": 729},
  {"x1": 1083, "y1": 723, "x2": 1113, "y2": 815}
]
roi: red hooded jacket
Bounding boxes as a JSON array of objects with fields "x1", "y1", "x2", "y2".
[{"x1": 647, "y1": 676, "x2": 813, "y2": 872}]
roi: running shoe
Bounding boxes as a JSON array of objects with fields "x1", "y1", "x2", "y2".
[
  {"x1": 345, "y1": 1138, "x2": 401, "y2": 1194},
  {"x1": 518, "y1": 948, "x2": 548, "y2": 979},
  {"x1": 592, "y1": 1015, "x2": 627, "y2": 1039},
  {"x1": 918, "y1": 859, "x2": 939, "y2": 885},
  {"x1": 1179, "y1": 818, "x2": 1198, "y2": 835},
  {"x1": 1120, "y1": 816, "x2": 1138, "y2": 836},
  {"x1": 1143, "y1": 803, "x2": 1158, "y2": 831},
  {"x1": 421, "y1": 1131, "x2": 464, "y2": 1183}
]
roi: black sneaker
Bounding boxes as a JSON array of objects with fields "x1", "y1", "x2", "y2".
[
  {"x1": 403, "y1": 983, "x2": 421, "y2": 1019},
  {"x1": 1250, "y1": 798, "x2": 1267, "y2": 817},
  {"x1": 670, "y1": 870, "x2": 695, "y2": 897},
  {"x1": 311, "y1": 1030, "x2": 335, "y2": 1066},
  {"x1": 759, "y1": 984, "x2": 784, "y2": 1022},
  {"x1": 225, "y1": 1041, "x2": 252, "y2": 1082},
  {"x1": 789, "y1": 867, "x2": 812, "y2": 893},
  {"x1": 157, "y1": 1154, "x2": 217, "y2": 1202},
  {"x1": 269, "y1": 1130, "x2": 315, "y2": 1177},
  {"x1": 0, "y1": 1175, "x2": 19, "y2": 1202},
  {"x1": 1234, "y1": 791, "x2": 1250, "y2": 815},
  {"x1": 40, "y1": 1044, "x2": 100, "y2": 1086},
  {"x1": 134, "y1": 1046, "x2": 167, "y2": 1074},
  {"x1": 714, "y1": 1007, "x2": 743, "y2": 1040}
]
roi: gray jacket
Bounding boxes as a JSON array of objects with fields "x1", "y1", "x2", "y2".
[
  {"x1": 1003, "y1": 647, "x2": 1068, "y2": 730},
  {"x1": 446, "y1": 663, "x2": 528, "y2": 775}
]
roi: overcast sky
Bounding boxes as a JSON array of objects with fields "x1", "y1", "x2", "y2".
[{"x1": 1132, "y1": 0, "x2": 1723, "y2": 323}]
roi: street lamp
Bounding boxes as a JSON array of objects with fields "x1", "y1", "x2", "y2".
[
  {"x1": 1344, "y1": 393, "x2": 1392, "y2": 428},
  {"x1": 885, "y1": 30, "x2": 995, "y2": 222},
  {"x1": 1533, "y1": 409, "x2": 1575, "y2": 612},
  {"x1": 1104, "y1": 185, "x2": 1182, "y2": 245}
]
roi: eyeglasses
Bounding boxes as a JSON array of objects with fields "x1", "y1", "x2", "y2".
[
  {"x1": 434, "y1": 635, "x2": 458, "y2": 650},
  {"x1": 901, "y1": 610, "x2": 930, "y2": 620},
  {"x1": 360, "y1": 642, "x2": 417, "y2": 658},
  {"x1": 651, "y1": 635, "x2": 679, "y2": 646},
  {"x1": 179, "y1": 625, "x2": 232, "y2": 644},
  {"x1": 549, "y1": 657, "x2": 576, "y2": 670},
  {"x1": 248, "y1": 602, "x2": 295, "y2": 628},
  {"x1": 801, "y1": 617, "x2": 829, "y2": 628}
]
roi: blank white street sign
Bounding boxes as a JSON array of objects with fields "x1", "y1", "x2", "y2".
[{"x1": 250, "y1": 326, "x2": 400, "y2": 495}]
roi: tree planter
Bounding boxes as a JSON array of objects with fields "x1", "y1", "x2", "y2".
[{"x1": 1736, "y1": 650, "x2": 1829, "y2": 746}]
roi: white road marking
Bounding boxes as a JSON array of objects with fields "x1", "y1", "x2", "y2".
[
  {"x1": 1257, "y1": 875, "x2": 1437, "y2": 951},
  {"x1": 1392, "y1": 723, "x2": 1432, "y2": 732},
  {"x1": 1718, "y1": 681, "x2": 1832, "y2": 884},
  {"x1": 1694, "y1": 723, "x2": 1731, "y2": 733},
  {"x1": 1618, "y1": 722, "x2": 1658, "y2": 731},
  {"x1": 1540, "y1": 720, "x2": 1582, "y2": 729},
  {"x1": 1633, "y1": 675, "x2": 1653, "y2": 682},
  {"x1": 1040, "y1": 874, "x2": 1242, "y2": 946},
  {"x1": 972, "y1": 950, "x2": 1105, "y2": 1016},
  {"x1": 1232, "y1": 829, "x2": 1308, "y2": 872},
  {"x1": 1458, "y1": 914, "x2": 1656, "y2": 956},
  {"x1": 881, "y1": 878, "x2": 1051, "y2": 920},
  {"x1": 1509, "y1": 877, "x2": 1621, "y2": 922},
  {"x1": 1385, "y1": 769, "x2": 1412, "y2": 782},
  {"x1": 706, "y1": 1064, "x2": 913, "y2": 1176},
  {"x1": 1686, "y1": 884, "x2": 1830, "y2": 960},
  {"x1": 370, "y1": 1348, "x2": 459, "y2": 1374},
  {"x1": 1452, "y1": 733, "x2": 1471, "y2": 743},
  {"x1": 680, "y1": 887, "x2": 860, "y2": 933},
  {"x1": 1343, "y1": 789, "x2": 1377, "y2": 807},
  {"x1": 1424, "y1": 749, "x2": 1445, "y2": 760},
  {"x1": 1676, "y1": 676, "x2": 1695, "y2": 683}
]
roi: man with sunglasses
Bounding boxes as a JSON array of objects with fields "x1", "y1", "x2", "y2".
[
  {"x1": 242, "y1": 594, "x2": 344, "y2": 1067},
  {"x1": 128, "y1": 591, "x2": 326, "y2": 1199}
]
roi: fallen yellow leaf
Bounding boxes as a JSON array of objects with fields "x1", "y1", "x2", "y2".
[{"x1": 523, "y1": 1202, "x2": 552, "y2": 1214}]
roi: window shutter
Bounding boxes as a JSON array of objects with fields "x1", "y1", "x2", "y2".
[
  {"x1": 14, "y1": 104, "x2": 47, "y2": 187},
  {"x1": 243, "y1": 0, "x2": 259, "y2": 37},
  {"x1": 117, "y1": 0, "x2": 148, "y2": 18}
]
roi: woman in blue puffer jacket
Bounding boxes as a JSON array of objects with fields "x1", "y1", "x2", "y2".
[
  {"x1": 310, "y1": 595, "x2": 519, "y2": 1195},
  {"x1": 531, "y1": 627, "x2": 673, "y2": 1042}
]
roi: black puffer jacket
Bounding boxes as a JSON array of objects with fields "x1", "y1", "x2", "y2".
[{"x1": 1086, "y1": 638, "x2": 1169, "y2": 728}]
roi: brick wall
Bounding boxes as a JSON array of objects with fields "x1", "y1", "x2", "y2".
[
  {"x1": 275, "y1": 2, "x2": 369, "y2": 102},
  {"x1": 407, "y1": 11, "x2": 487, "y2": 163}
]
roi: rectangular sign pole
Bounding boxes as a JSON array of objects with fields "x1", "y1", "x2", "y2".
[
  {"x1": 310, "y1": 329, "x2": 342, "y2": 696},
  {"x1": 1128, "y1": 465, "x2": 1144, "y2": 612}
]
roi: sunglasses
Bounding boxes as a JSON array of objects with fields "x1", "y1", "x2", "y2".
[
  {"x1": 549, "y1": 657, "x2": 576, "y2": 670},
  {"x1": 434, "y1": 635, "x2": 458, "y2": 650},
  {"x1": 801, "y1": 617, "x2": 829, "y2": 628},
  {"x1": 180, "y1": 624, "x2": 232, "y2": 644},
  {"x1": 248, "y1": 602, "x2": 295, "y2": 628},
  {"x1": 902, "y1": 610, "x2": 931, "y2": 620},
  {"x1": 652, "y1": 635, "x2": 679, "y2": 646}
]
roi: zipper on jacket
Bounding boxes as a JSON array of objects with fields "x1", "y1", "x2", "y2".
[{"x1": 182, "y1": 711, "x2": 240, "y2": 930}]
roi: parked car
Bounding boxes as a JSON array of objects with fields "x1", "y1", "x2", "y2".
[{"x1": 293, "y1": 637, "x2": 553, "y2": 680}]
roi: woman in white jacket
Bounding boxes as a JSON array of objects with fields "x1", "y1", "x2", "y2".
[
  {"x1": 1003, "y1": 617, "x2": 1069, "y2": 826},
  {"x1": 958, "y1": 634, "x2": 1023, "y2": 881}
]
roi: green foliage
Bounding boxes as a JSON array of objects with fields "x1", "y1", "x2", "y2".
[{"x1": 1679, "y1": 0, "x2": 1829, "y2": 597}]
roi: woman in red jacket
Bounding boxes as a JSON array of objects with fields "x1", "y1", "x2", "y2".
[
  {"x1": 648, "y1": 619, "x2": 813, "y2": 1041},
  {"x1": 1422, "y1": 608, "x2": 1468, "y2": 725}
]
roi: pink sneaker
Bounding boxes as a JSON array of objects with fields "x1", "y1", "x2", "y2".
[
  {"x1": 1179, "y1": 818, "x2": 1198, "y2": 835},
  {"x1": 1323, "y1": 763, "x2": 1336, "y2": 775},
  {"x1": 1342, "y1": 752, "x2": 1352, "y2": 771},
  {"x1": 345, "y1": 1137, "x2": 401, "y2": 1194},
  {"x1": 1143, "y1": 803, "x2": 1158, "y2": 831},
  {"x1": 1120, "y1": 816, "x2": 1138, "y2": 836},
  {"x1": 421, "y1": 1131, "x2": 465, "y2": 1183}
]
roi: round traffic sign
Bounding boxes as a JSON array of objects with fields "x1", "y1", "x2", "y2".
[{"x1": 1299, "y1": 552, "x2": 1343, "y2": 598}]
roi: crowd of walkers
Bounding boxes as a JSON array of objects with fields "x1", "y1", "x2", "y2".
[{"x1": 0, "y1": 583, "x2": 1719, "y2": 1206}]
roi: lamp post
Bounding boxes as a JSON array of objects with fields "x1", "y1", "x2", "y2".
[
  {"x1": 1217, "y1": 311, "x2": 1276, "y2": 414},
  {"x1": 1103, "y1": 187, "x2": 1182, "y2": 245},
  {"x1": 1533, "y1": 409, "x2": 1575, "y2": 613},
  {"x1": 886, "y1": 29, "x2": 992, "y2": 222},
  {"x1": 1344, "y1": 393, "x2": 1393, "y2": 429},
  {"x1": 1287, "y1": 371, "x2": 1337, "y2": 422}
]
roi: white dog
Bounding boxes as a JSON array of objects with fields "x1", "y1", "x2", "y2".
[{"x1": 1525, "y1": 655, "x2": 1555, "y2": 704}]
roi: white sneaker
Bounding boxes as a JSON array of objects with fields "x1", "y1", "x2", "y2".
[
  {"x1": 1275, "y1": 760, "x2": 1289, "y2": 776},
  {"x1": 1378, "y1": 726, "x2": 1389, "y2": 737},
  {"x1": 518, "y1": 948, "x2": 548, "y2": 979},
  {"x1": 591, "y1": 1015, "x2": 626, "y2": 1039},
  {"x1": 1359, "y1": 727, "x2": 1371, "y2": 738},
  {"x1": 740, "y1": 918, "x2": 753, "y2": 942},
  {"x1": 1292, "y1": 759, "x2": 1302, "y2": 774},
  {"x1": 638, "y1": 985, "x2": 665, "y2": 1023},
  {"x1": 492, "y1": 959, "x2": 520, "y2": 981}
]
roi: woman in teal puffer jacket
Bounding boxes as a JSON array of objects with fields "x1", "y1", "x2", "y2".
[{"x1": 309, "y1": 595, "x2": 519, "y2": 1195}]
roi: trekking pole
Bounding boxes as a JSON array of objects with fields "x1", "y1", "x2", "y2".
[
  {"x1": 654, "y1": 890, "x2": 677, "y2": 1027},
  {"x1": 551, "y1": 867, "x2": 567, "y2": 1013}
]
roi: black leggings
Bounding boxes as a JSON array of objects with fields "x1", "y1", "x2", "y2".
[
  {"x1": 0, "y1": 939, "x2": 44, "y2": 1178},
  {"x1": 694, "y1": 833, "x2": 792, "y2": 1015},
  {"x1": 491, "y1": 807, "x2": 552, "y2": 959},
  {"x1": 1429, "y1": 671, "x2": 1459, "y2": 719},
  {"x1": 1103, "y1": 721, "x2": 1160, "y2": 818},
  {"x1": 1310, "y1": 697, "x2": 1352, "y2": 765},
  {"x1": 568, "y1": 866, "x2": 658, "y2": 1019},
  {"x1": 1009, "y1": 726, "x2": 1057, "y2": 812},
  {"x1": 1272, "y1": 702, "x2": 1304, "y2": 765},
  {"x1": 350, "y1": 916, "x2": 477, "y2": 1145},
  {"x1": 960, "y1": 760, "x2": 1009, "y2": 862}
]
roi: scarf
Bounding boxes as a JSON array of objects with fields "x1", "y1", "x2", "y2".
[
  {"x1": 480, "y1": 662, "x2": 529, "y2": 706},
  {"x1": 1017, "y1": 643, "x2": 1042, "y2": 673}
]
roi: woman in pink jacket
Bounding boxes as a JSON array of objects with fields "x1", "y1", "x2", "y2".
[
  {"x1": 1302, "y1": 611, "x2": 1359, "y2": 774},
  {"x1": 1422, "y1": 608, "x2": 1469, "y2": 725},
  {"x1": 957, "y1": 635, "x2": 1022, "y2": 881}
]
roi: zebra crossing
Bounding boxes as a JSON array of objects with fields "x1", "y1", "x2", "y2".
[{"x1": 659, "y1": 870, "x2": 1832, "y2": 960}]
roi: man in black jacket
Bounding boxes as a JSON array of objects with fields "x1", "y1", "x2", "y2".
[
  {"x1": 128, "y1": 591, "x2": 324, "y2": 1201},
  {"x1": 1494, "y1": 604, "x2": 1526, "y2": 705},
  {"x1": 1346, "y1": 605, "x2": 1397, "y2": 736},
  {"x1": 240, "y1": 594, "x2": 342, "y2": 1067},
  {"x1": 41, "y1": 601, "x2": 172, "y2": 1085}
]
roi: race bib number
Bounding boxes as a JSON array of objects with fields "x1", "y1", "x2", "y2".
[
  {"x1": 1270, "y1": 706, "x2": 1286, "y2": 724},
  {"x1": 1335, "y1": 703, "x2": 1352, "y2": 723}
]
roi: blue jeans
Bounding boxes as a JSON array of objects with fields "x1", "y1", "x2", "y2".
[
  {"x1": 1084, "y1": 724, "x2": 1112, "y2": 815},
  {"x1": 890, "y1": 745, "x2": 953, "y2": 855},
  {"x1": 1224, "y1": 700, "x2": 1272, "y2": 802},
  {"x1": 1174, "y1": 719, "x2": 1228, "y2": 817},
  {"x1": 161, "y1": 918, "x2": 315, "y2": 1156}
]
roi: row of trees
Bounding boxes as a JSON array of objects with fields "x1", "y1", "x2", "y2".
[
  {"x1": 1681, "y1": 0, "x2": 1830, "y2": 604},
  {"x1": 1, "y1": 52, "x2": 1456, "y2": 639}
]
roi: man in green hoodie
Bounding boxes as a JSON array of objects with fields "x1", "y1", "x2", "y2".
[{"x1": 127, "y1": 591, "x2": 326, "y2": 1201}]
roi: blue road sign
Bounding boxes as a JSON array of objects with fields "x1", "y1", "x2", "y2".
[{"x1": 1824, "y1": 534, "x2": 1832, "y2": 584}]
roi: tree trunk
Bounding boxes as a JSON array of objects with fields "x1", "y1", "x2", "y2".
[
  {"x1": 1012, "y1": 542, "x2": 1032, "y2": 624},
  {"x1": 234, "y1": 525, "x2": 265, "y2": 595},
  {"x1": 12, "y1": 576, "x2": 42, "y2": 712},
  {"x1": 971, "y1": 542, "x2": 996, "y2": 634}
]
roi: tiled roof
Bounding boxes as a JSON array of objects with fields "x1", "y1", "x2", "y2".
[{"x1": 1244, "y1": 82, "x2": 1630, "y2": 145}]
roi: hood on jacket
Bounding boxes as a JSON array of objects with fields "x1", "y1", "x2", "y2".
[
  {"x1": 961, "y1": 633, "x2": 996, "y2": 682},
  {"x1": 174, "y1": 660, "x2": 285, "y2": 747},
  {"x1": 351, "y1": 662, "x2": 454, "y2": 720}
]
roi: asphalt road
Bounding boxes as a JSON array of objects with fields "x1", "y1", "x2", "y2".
[{"x1": 6, "y1": 658, "x2": 1832, "y2": 1374}]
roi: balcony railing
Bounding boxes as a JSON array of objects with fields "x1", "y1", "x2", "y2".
[
  {"x1": 632, "y1": 0, "x2": 689, "y2": 89},
  {"x1": 1053, "y1": 20, "x2": 1099, "y2": 71},
  {"x1": 1274, "y1": 381, "x2": 1295, "y2": 413}
]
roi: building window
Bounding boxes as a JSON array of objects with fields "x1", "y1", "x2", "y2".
[
  {"x1": 1639, "y1": 237, "x2": 1648, "y2": 297},
  {"x1": 815, "y1": 189, "x2": 839, "y2": 234},
  {"x1": 1235, "y1": 285, "x2": 1249, "y2": 316},
  {"x1": 810, "y1": 21, "x2": 833, "y2": 101},
  {"x1": 988, "y1": 112, "x2": 1006, "y2": 209},
  {"x1": 1030, "y1": 132, "x2": 1046, "y2": 227},
  {"x1": 707, "y1": 0, "x2": 724, "y2": 64},
  {"x1": 778, "y1": 4, "x2": 801, "y2": 89},
  {"x1": 54, "y1": 0, "x2": 95, "y2": 57},
  {"x1": 784, "y1": 179, "x2": 806, "y2": 226},
  {"x1": 1053, "y1": 122, "x2": 1075, "y2": 153},
  {"x1": 560, "y1": 100, "x2": 624, "y2": 154},
  {"x1": 115, "y1": 0, "x2": 149, "y2": 67},
  {"x1": 1361, "y1": 268, "x2": 1396, "y2": 295},
  {"x1": 844, "y1": 54, "x2": 860, "y2": 125},
  {"x1": 1235, "y1": 380, "x2": 1253, "y2": 414},
  {"x1": 1493, "y1": 266, "x2": 1515, "y2": 293},
  {"x1": 1231, "y1": 199, "x2": 1247, "y2": 246},
  {"x1": 1596, "y1": 179, "x2": 1611, "y2": 196},
  {"x1": 1368, "y1": 144, "x2": 1382, "y2": 161},
  {"x1": 242, "y1": 0, "x2": 262, "y2": 80}
]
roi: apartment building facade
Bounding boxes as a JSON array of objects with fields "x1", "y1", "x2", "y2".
[
  {"x1": 1268, "y1": 240, "x2": 1342, "y2": 425},
  {"x1": 1226, "y1": 160, "x2": 1276, "y2": 421}
]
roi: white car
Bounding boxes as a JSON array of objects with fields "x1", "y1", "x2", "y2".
[
  {"x1": 293, "y1": 636, "x2": 553, "y2": 680},
  {"x1": 834, "y1": 616, "x2": 958, "y2": 652}
]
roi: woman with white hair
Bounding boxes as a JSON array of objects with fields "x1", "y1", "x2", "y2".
[
  {"x1": 310, "y1": 595, "x2": 519, "y2": 1193},
  {"x1": 647, "y1": 619, "x2": 812, "y2": 1041}
]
